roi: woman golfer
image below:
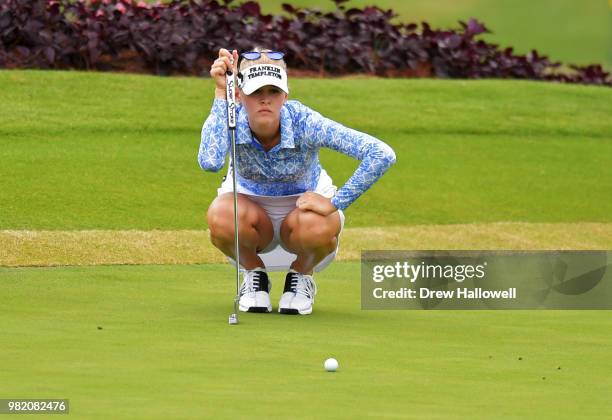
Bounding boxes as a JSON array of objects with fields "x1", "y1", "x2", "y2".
[{"x1": 199, "y1": 48, "x2": 396, "y2": 315}]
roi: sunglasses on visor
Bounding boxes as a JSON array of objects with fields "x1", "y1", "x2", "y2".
[{"x1": 240, "y1": 51, "x2": 285, "y2": 61}]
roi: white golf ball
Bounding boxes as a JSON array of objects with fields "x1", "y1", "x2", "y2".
[{"x1": 324, "y1": 358, "x2": 339, "y2": 372}]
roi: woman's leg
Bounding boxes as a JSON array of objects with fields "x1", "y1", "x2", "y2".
[
  {"x1": 207, "y1": 193, "x2": 274, "y2": 270},
  {"x1": 280, "y1": 208, "x2": 342, "y2": 274}
]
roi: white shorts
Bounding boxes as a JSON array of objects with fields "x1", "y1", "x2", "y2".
[{"x1": 218, "y1": 169, "x2": 345, "y2": 272}]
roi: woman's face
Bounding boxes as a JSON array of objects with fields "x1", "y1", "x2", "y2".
[{"x1": 241, "y1": 85, "x2": 287, "y2": 130}]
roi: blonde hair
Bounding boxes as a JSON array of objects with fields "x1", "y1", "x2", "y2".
[{"x1": 239, "y1": 47, "x2": 288, "y2": 73}]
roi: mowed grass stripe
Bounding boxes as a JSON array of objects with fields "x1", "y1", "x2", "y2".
[{"x1": 2, "y1": 222, "x2": 611, "y2": 267}]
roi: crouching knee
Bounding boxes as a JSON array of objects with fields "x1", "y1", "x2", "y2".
[
  {"x1": 207, "y1": 198, "x2": 236, "y2": 244},
  {"x1": 293, "y1": 210, "x2": 338, "y2": 250}
]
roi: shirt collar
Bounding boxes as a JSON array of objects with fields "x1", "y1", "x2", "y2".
[{"x1": 235, "y1": 104, "x2": 295, "y2": 149}]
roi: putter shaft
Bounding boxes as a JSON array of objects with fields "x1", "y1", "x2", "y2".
[
  {"x1": 226, "y1": 67, "x2": 240, "y2": 324},
  {"x1": 230, "y1": 128, "x2": 240, "y2": 317}
]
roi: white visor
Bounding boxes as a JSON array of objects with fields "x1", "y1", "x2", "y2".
[{"x1": 238, "y1": 64, "x2": 289, "y2": 95}]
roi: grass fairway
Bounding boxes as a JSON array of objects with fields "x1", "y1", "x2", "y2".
[
  {"x1": 1, "y1": 71, "x2": 611, "y2": 229},
  {"x1": 2, "y1": 262, "x2": 612, "y2": 419}
]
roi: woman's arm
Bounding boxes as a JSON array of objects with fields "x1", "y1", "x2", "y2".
[
  {"x1": 198, "y1": 49, "x2": 238, "y2": 172},
  {"x1": 299, "y1": 104, "x2": 396, "y2": 211},
  {"x1": 198, "y1": 99, "x2": 231, "y2": 172}
]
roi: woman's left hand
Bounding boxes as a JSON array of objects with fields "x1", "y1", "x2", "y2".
[{"x1": 296, "y1": 192, "x2": 338, "y2": 216}]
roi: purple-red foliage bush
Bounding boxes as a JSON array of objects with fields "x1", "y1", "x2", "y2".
[{"x1": 0, "y1": 0, "x2": 609, "y2": 86}]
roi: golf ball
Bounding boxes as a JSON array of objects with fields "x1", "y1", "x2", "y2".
[{"x1": 324, "y1": 358, "x2": 338, "y2": 372}]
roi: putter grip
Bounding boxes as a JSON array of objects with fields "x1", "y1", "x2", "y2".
[{"x1": 225, "y1": 70, "x2": 236, "y2": 129}]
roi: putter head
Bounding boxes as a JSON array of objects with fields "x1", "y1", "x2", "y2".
[{"x1": 228, "y1": 313, "x2": 239, "y2": 325}]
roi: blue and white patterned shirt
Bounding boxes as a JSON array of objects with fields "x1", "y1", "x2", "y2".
[{"x1": 198, "y1": 99, "x2": 396, "y2": 211}]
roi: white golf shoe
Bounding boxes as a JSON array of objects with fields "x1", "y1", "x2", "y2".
[
  {"x1": 238, "y1": 268, "x2": 272, "y2": 313},
  {"x1": 278, "y1": 269, "x2": 317, "y2": 315},
  {"x1": 278, "y1": 270, "x2": 299, "y2": 314}
]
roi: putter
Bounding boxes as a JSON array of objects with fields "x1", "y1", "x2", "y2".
[{"x1": 226, "y1": 62, "x2": 240, "y2": 326}]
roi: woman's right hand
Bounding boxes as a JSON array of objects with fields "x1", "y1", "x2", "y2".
[{"x1": 210, "y1": 48, "x2": 239, "y2": 93}]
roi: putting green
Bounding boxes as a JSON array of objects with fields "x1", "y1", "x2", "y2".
[{"x1": 2, "y1": 262, "x2": 611, "y2": 418}]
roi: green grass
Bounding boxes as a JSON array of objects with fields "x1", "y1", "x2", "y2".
[
  {"x1": 256, "y1": 0, "x2": 611, "y2": 68},
  {"x1": 1, "y1": 70, "x2": 611, "y2": 230},
  {"x1": 2, "y1": 262, "x2": 611, "y2": 419},
  {"x1": 2, "y1": 68, "x2": 612, "y2": 418}
]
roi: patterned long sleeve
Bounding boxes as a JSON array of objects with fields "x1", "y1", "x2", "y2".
[
  {"x1": 197, "y1": 99, "x2": 396, "y2": 211},
  {"x1": 299, "y1": 105, "x2": 396, "y2": 210},
  {"x1": 198, "y1": 99, "x2": 229, "y2": 172}
]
